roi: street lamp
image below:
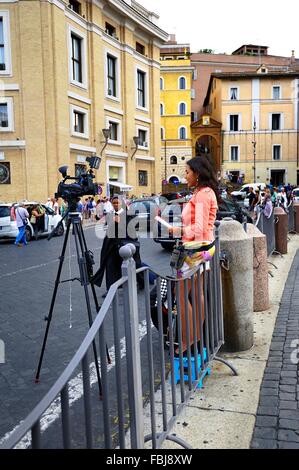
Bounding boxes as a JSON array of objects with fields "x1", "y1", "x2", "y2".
[
  {"x1": 252, "y1": 118, "x2": 257, "y2": 183},
  {"x1": 131, "y1": 136, "x2": 139, "y2": 160},
  {"x1": 100, "y1": 128, "x2": 111, "y2": 156}
]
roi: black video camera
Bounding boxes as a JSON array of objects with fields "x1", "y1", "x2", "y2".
[
  {"x1": 170, "y1": 240, "x2": 186, "y2": 270},
  {"x1": 55, "y1": 156, "x2": 101, "y2": 206}
]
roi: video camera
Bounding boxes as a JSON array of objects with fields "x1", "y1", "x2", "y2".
[{"x1": 55, "y1": 156, "x2": 101, "y2": 206}]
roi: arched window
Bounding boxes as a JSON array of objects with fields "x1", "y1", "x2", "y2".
[
  {"x1": 160, "y1": 103, "x2": 164, "y2": 115},
  {"x1": 170, "y1": 155, "x2": 177, "y2": 165},
  {"x1": 179, "y1": 76, "x2": 186, "y2": 90},
  {"x1": 179, "y1": 126, "x2": 187, "y2": 140},
  {"x1": 161, "y1": 127, "x2": 164, "y2": 140},
  {"x1": 160, "y1": 77, "x2": 164, "y2": 90},
  {"x1": 179, "y1": 102, "x2": 186, "y2": 115}
]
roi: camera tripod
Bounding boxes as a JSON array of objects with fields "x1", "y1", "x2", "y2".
[{"x1": 35, "y1": 208, "x2": 109, "y2": 398}]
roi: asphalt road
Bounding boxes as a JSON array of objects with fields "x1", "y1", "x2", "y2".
[{"x1": 0, "y1": 224, "x2": 172, "y2": 448}]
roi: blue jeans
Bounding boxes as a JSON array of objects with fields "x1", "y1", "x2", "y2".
[{"x1": 15, "y1": 226, "x2": 27, "y2": 245}]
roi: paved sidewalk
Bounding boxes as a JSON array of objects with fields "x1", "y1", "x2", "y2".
[{"x1": 251, "y1": 250, "x2": 299, "y2": 449}]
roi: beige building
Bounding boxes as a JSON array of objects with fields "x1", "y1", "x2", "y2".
[
  {"x1": 159, "y1": 36, "x2": 193, "y2": 186},
  {"x1": 204, "y1": 66, "x2": 299, "y2": 186},
  {"x1": 0, "y1": 0, "x2": 168, "y2": 202}
]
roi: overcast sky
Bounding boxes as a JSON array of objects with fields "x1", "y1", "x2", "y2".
[{"x1": 138, "y1": 0, "x2": 298, "y2": 58}]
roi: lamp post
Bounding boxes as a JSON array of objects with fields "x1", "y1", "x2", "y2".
[
  {"x1": 131, "y1": 136, "x2": 139, "y2": 160},
  {"x1": 252, "y1": 118, "x2": 257, "y2": 183},
  {"x1": 164, "y1": 139, "x2": 167, "y2": 181},
  {"x1": 100, "y1": 128, "x2": 111, "y2": 157}
]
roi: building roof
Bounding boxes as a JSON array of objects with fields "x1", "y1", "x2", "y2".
[
  {"x1": 203, "y1": 68, "x2": 299, "y2": 106},
  {"x1": 232, "y1": 44, "x2": 269, "y2": 55}
]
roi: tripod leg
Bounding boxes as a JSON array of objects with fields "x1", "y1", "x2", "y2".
[
  {"x1": 35, "y1": 220, "x2": 72, "y2": 383},
  {"x1": 78, "y1": 223, "x2": 111, "y2": 365},
  {"x1": 72, "y1": 222, "x2": 103, "y2": 398}
]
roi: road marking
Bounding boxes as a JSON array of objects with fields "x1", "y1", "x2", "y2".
[
  {"x1": 0, "y1": 319, "x2": 152, "y2": 449},
  {"x1": 0, "y1": 249, "x2": 102, "y2": 280}
]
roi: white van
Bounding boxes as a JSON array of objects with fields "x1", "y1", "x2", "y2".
[{"x1": 231, "y1": 183, "x2": 266, "y2": 200}]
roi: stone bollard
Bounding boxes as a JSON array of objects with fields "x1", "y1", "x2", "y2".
[
  {"x1": 219, "y1": 218, "x2": 254, "y2": 352},
  {"x1": 246, "y1": 224, "x2": 269, "y2": 312},
  {"x1": 294, "y1": 203, "x2": 299, "y2": 233},
  {"x1": 274, "y1": 207, "x2": 288, "y2": 254}
]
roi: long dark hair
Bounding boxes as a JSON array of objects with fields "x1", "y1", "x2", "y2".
[{"x1": 186, "y1": 155, "x2": 220, "y2": 202}]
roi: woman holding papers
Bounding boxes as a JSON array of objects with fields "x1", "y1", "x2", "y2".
[{"x1": 168, "y1": 156, "x2": 219, "y2": 354}]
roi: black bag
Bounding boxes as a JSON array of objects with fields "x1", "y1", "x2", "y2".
[{"x1": 150, "y1": 279, "x2": 177, "y2": 344}]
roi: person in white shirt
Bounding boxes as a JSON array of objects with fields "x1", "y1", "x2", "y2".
[
  {"x1": 45, "y1": 198, "x2": 53, "y2": 209},
  {"x1": 14, "y1": 203, "x2": 29, "y2": 247},
  {"x1": 52, "y1": 198, "x2": 59, "y2": 215},
  {"x1": 103, "y1": 197, "x2": 113, "y2": 215}
]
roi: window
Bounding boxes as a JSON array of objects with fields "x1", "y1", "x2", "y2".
[
  {"x1": 161, "y1": 127, "x2": 164, "y2": 140},
  {"x1": 160, "y1": 77, "x2": 164, "y2": 90},
  {"x1": 191, "y1": 111, "x2": 198, "y2": 122},
  {"x1": 170, "y1": 156, "x2": 177, "y2": 165},
  {"x1": 0, "y1": 12, "x2": 11, "y2": 74},
  {"x1": 68, "y1": 0, "x2": 81, "y2": 14},
  {"x1": 273, "y1": 145, "x2": 281, "y2": 161},
  {"x1": 106, "y1": 117, "x2": 121, "y2": 144},
  {"x1": 139, "y1": 170, "x2": 148, "y2": 186},
  {"x1": 137, "y1": 70, "x2": 146, "y2": 108},
  {"x1": 105, "y1": 22, "x2": 116, "y2": 38},
  {"x1": 160, "y1": 103, "x2": 164, "y2": 115},
  {"x1": 136, "y1": 42, "x2": 145, "y2": 55},
  {"x1": 273, "y1": 86, "x2": 281, "y2": 100},
  {"x1": 230, "y1": 115, "x2": 239, "y2": 131},
  {"x1": 138, "y1": 129, "x2": 147, "y2": 147},
  {"x1": 0, "y1": 162, "x2": 10, "y2": 184},
  {"x1": 107, "y1": 54, "x2": 117, "y2": 97},
  {"x1": 109, "y1": 121, "x2": 118, "y2": 141},
  {"x1": 214, "y1": 97, "x2": 216, "y2": 109},
  {"x1": 71, "y1": 105, "x2": 88, "y2": 138},
  {"x1": 192, "y1": 69, "x2": 198, "y2": 80},
  {"x1": 71, "y1": 33, "x2": 82, "y2": 83},
  {"x1": 0, "y1": 98, "x2": 13, "y2": 131},
  {"x1": 74, "y1": 110, "x2": 84, "y2": 133},
  {"x1": 0, "y1": 17, "x2": 4, "y2": 70},
  {"x1": 179, "y1": 102, "x2": 186, "y2": 115},
  {"x1": 272, "y1": 114, "x2": 281, "y2": 131},
  {"x1": 230, "y1": 87, "x2": 238, "y2": 100},
  {"x1": 179, "y1": 76, "x2": 186, "y2": 90},
  {"x1": 179, "y1": 127, "x2": 187, "y2": 139},
  {"x1": 75, "y1": 163, "x2": 86, "y2": 177},
  {"x1": 0, "y1": 102, "x2": 8, "y2": 128},
  {"x1": 230, "y1": 146, "x2": 239, "y2": 162}
]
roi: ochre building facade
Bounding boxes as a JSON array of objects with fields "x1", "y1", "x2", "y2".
[{"x1": 0, "y1": 0, "x2": 168, "y2": 202}]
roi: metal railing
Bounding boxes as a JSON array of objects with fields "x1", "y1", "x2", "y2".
[
  {"x1": 255, "y1": 207, "x2": 276, "y2": 256},
  {"x1": 0, "y1": 224, "x2": 236, "y2": 450}
]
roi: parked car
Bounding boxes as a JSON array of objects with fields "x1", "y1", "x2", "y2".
[
  {"x1": 153, "y1": 195, "x2": 252, "y2": 251},
  {"x1": 231, "y1": 183, "x2": 266, "y2": 201},
  {"x1": 0, "y1": 202, "x2": 64, "y2": 242},
  {"x1": 292, "y1": 187, "x2": 299, "y2": 203},
  {"x1": 127, "y1": 197, "x2": 167, "y2": 231},
  {"x1": 161, "y1": 191, "x2": 192, "y2": 202}
]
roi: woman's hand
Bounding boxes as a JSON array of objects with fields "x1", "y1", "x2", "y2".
[{"x1": 168, "y1": 226, "x2": 182, "y2": 237}]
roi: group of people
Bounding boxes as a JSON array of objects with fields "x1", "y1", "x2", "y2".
[
  {"x1": 247, "y1": 184, "x2": 294, "y2": 219},
  {"x1": 12, "y1": 202, "x2": 46, "y2": 246}
]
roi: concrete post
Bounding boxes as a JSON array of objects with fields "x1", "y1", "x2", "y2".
[
  {"x1": 219, "y1": 218, "x2": 254, "y2": 352},
  {"x1": 246, "y1": 224, "x2": 269, "y2": 312},
  {"x1": 294, "y1": 203, "x2": 299, "y2": 233},
  {"x1": 274, "y1": 207, "x2": 288, "y2": 254}
]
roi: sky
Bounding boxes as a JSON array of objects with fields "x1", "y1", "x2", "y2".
[{"x1": 137, "y1": 0, "x2": 298, "y2": 58}]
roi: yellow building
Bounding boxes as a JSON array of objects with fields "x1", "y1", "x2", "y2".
[
  {"x1": 204, "y1": 66, "x2": 299, "y2": 186},
  {"x1": 160, "y1": 36, "x2": 194, "y2": 185},
  {"x1": 0, "y1": 0, "x2": 168, "y2": 202}
]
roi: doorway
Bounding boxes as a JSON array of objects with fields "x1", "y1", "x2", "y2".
[{"x1": 270, "y1": 170, "x2": 285, "y2": 187}]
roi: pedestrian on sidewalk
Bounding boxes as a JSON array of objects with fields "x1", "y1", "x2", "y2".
[{"x1": 14, "y1": 203, "x2": 29, "y2": 247}]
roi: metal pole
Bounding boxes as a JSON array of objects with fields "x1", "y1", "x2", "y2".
[
  {"x1": 164, "y1": 139, "x2": 167, "y2": 181},
  {"x1": 253, "y1": 118, "x2": 256, "y2": 183}
]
